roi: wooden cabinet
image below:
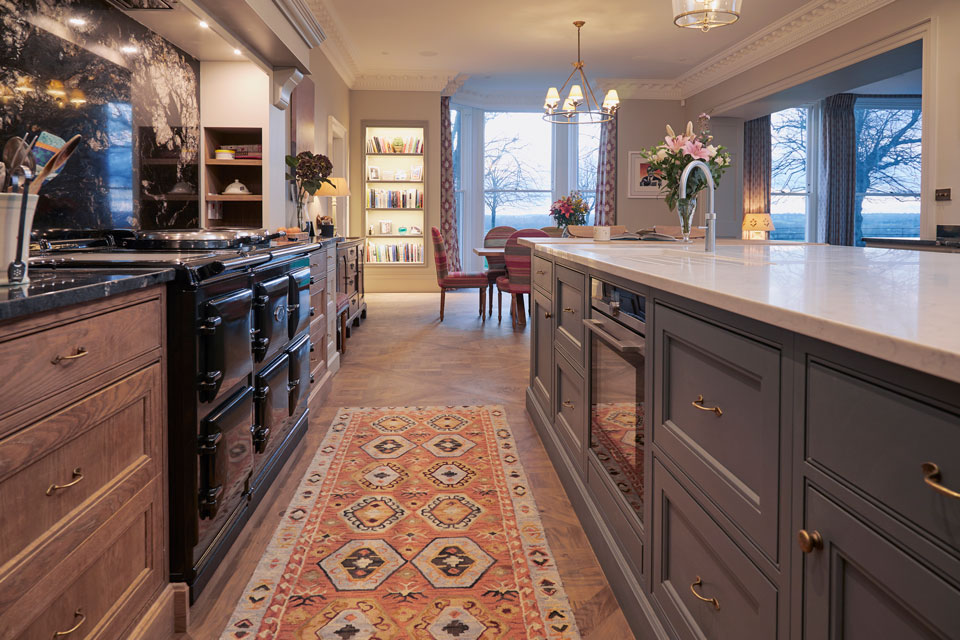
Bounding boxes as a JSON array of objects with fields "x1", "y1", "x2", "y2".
[
  {"x1": 530, "y1": 289, "x2": 553, "y2": 412},
  {"x1": 555, "y1": 348, "x2": 586, "y2": 467},
  {"x1": 555, "y1": 264, "x2": 586, "y2": 367},
  {"x1": 337, "y1": 238, "x2": 367, "y2": 342},
  {"x1": 308, "y1": 246, "x2": 333, "y2": 404},
  {"x1": 0, "y1": 287, "x2": 185, "y2": 640}
]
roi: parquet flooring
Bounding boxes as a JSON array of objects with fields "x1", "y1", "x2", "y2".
[{"x1": 187, "y1": 291, "x2": 635, "y2": 639}]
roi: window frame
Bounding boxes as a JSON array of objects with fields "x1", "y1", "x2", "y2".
[{"x1": 769, "y1": 104, "x2": 818, "y2": 242}]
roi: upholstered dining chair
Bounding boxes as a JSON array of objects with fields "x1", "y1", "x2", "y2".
[
  {"x1": 431, "y1": 226, "x2": 489, "y2": 322},
  {"x1": 540, "y1": 226, "x2": 564, "y2": 237},
  {"x1": 496, "y1": 228, "x2": 549, "y2": 328},
  {"x1": 482, "y1": 225, "x2": 516, "y2": 316}
]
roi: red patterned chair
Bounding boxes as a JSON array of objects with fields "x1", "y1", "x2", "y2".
[
  {"x1": 496, "y1": 228, "x2": 549, "y2": 328},
  {"x1": 431, "y1": 226, "x2": 488, "y2": 322},
  {"x1": 482, "y1": 225, "x2": 516, "y2": 317}
]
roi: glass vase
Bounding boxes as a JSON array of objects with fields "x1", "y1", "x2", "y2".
[{"x1": 676, "y1": 197, "x2": 697, "y2": 243}]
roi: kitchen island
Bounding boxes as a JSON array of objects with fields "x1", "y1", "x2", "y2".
[{"x1": 523, "y1": 239, "x2": 960, "y2": 640}]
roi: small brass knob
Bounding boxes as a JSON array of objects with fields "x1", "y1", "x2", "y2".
[
  {"x1": 544, "y1": 312, "x2": 552, "y2": 318},
  {"x1": 798, "y1": 529, "x2": 823, "y2": 553}
]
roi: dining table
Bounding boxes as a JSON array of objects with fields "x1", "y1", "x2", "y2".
[
  {"x1": 473, "y1": 245, "x2": 530, "y2": 326},
  {"x1": 473, "y1": 246, "x2": 505, "y2": 257}
]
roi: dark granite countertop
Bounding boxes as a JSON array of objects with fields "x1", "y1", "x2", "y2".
[{"x1": 0, "y1": 268, "x2": 176, "y2": 323}]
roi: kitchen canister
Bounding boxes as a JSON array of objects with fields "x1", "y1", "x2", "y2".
[
  {"x1": 0, "y1": 192, "x2": 39, "y2": 285},
  {"x1": 593, "y1": 225, "x2": 611, "y2": 242}
]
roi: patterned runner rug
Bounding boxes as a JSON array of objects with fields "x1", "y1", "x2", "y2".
[{"x1": 222, "y1": 405, "x2": 582, "y2": 639}]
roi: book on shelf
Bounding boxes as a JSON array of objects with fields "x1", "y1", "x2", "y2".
[
  {"x1": 365, "y1": 136, "x2": 423, "y2": 154},
  {"x1": 365, "y1": 241, "x2": 424, "y2": 263},
  {"x1": 367, "y1": 188, "x2": 423, "y2": 209}
]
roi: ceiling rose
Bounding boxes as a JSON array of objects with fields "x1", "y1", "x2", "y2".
[{"x1": 542, "y1": 21, "x2": 619, "y2": 125}]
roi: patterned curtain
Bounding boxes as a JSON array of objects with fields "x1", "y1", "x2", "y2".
[
  {"x1": 594, "y1": 113, "x2": 617, "y2": 226},
  {"x1": 742, "y1": 116, "x2": 771, "y2": 217},
  {"x1": 818, "y1": 94, "x2": 858, "y2": 245},
  {"x1": 439, "y1": 96, "x2": 462, "y2": 271}
]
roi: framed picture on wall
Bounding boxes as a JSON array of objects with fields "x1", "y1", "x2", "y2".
[{"x1": 627, "y1": 151, "x2": 664, "y2": 198}]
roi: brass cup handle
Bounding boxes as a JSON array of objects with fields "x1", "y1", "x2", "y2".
[
  {"x1": 689, "y1": 576, "x2": 720, "y2": 610},
  {"x1": 563, "y1": 307, "x2": 575, "y2": 314},
  {"x1": 52, "y1": 347, "x2": 88, "y2": 365},
  {"x1": 53, "y1": 608, "x2": 85, "y2": 637},
  {"x1": 921, "y1": 462, "x2": 960, "y2": 499},
  {"x1": 536, "y1": 269, "x2": 547, "y2": 275},
  {"x1": 562, "y1": 400, "x2": 575, "y2": 409},
  {"x1": 544, "y1": 312, "x2": 552, "y2": 318},
  {"x1": 46, "y1": 468, "x2": 84, "y2": 496},
  {"x1": 692, "y1": 395, "x2": 723, "y2": 417},
  {"x1": 797, "y1": 529, "x2": 823, "y2": 553}
]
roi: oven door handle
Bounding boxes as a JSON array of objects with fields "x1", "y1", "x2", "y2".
[{"x1": 583, "y1": 319, "x2": 644, "y2": 354}]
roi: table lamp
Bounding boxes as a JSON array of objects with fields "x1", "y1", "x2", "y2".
[
  {"x1": 742, "y1": 212, "x2": 775, "y2": 240},
  {"x1": 314, "y1": 177, "x2": 351, "y2": 235}
]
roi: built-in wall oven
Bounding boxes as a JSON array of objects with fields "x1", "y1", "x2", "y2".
[{"x1": 586, "y1": 278, "x2": 646, "y2": 529}]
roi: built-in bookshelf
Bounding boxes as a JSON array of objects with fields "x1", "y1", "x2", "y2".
[
  {"x1": 363, "y1": 122, "x2": 426, "y2": 266},
  {"x1": 203, "y1": 127, "x2": 263, "y2": 228}
]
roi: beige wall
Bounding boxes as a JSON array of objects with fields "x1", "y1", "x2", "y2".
[
  {"x1": 349, "y1": 90, "x2": 441, "y2": 293},
  {"x1": 683, "y1": 0, "x2": 960, "y2": 230}
]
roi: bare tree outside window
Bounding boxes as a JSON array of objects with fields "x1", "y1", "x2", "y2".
[{"x1": 482, "y1": 112, "x2": 552, "y2": 232}]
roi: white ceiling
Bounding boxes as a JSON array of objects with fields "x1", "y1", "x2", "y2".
[{"x1": 316, "y1": 0, "x2": 810, "y2": 92}]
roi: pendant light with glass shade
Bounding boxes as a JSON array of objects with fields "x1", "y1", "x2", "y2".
[
  {"x1": 673, "y1": 0, "x2": 742, "y2": 32},
  {"x1": 543, "y1": 21, "x2": 619, "y2": 125}
]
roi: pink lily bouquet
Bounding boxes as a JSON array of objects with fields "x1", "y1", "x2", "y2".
[
  {"x1": 549, "y1": 191, "x2": 590, "y2": 230},
  {"x1": 642, "y1": 113, "x2": 731, "y2": 212}
]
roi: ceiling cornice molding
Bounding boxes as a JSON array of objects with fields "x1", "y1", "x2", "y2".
[
  {"x1": 353, "y1": 71, "x2": 460, "y2": 92},
  {"x1": 675, "y1": 0, "x2": 898, "y2": 98},
  {"x1": 272, "y1": 0, "x2": 325, "y2": 48},
  {"x1": 307, "y1": 0, "x2": 358, "y2": 86},
  {"x1": 442, "y1": 73, "x2": 470, "y2": 97},
  {"x1": 597, "y1": 78, "x2": 682, "y2": 100}
]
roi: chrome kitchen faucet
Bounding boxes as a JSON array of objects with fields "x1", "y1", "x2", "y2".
[{"x1": 678, "y1": 160, "x2": 716, "y2": 253}]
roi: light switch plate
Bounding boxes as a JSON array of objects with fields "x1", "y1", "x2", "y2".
[{"x1": 935, "y1": 188, "x2": 951, "y2": 202}]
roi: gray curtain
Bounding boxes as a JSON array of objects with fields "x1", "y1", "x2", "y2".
[
  {"x1": 818, "y1": 93, "x2": 858, "y2": 245},
  {"x1": 743, "y1": 116, "x2": 771, "y2": 217},
  {"x1": 594, "y1": 113, "x2": 617, "y2": 225}
]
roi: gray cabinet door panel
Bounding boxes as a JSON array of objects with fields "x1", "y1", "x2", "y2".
[
  {"x1": 587, "y1": 453, "x2": 644, "y2": 580},
  {"x1": 533, "y1": 255, "x2": 553, "y2": 295},
  {"x1": 652, "y1": 458, "x2": 779, "y2": 640},
  {"x1": 806, "y1": 360, "x2": 960, "y2": 555},
  {"x1": 654, "y1": 303, "x2": 783, "y2": 562},
  {"x1": 555, "y1": 265, "x2": 587, "y2": 368},
  {"x1": 555, "y1": 348, "x2": 586, "y2": 470},
  {"x1": 531, "y1": 290, "x2": 553, "y2": 413},
  {"x1": 802, "y1": 485, "x2": 960, "y2": 639}
]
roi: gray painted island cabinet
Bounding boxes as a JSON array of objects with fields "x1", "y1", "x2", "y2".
[{"x1": 525, "y1": 249, "x2": 960, "y2": 640}]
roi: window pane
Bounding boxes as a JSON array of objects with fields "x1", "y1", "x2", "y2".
[
  {"x1": 770, "y1": 108, "x2": 807, "y2": 194},
  {"x1": 577, "y1": 122, "x2": 601, "y2": 216},
  {"x1": 483, "y1": 192, "x2": 553, "y2": 234},
  {"x1": 483, "y1": 112, "x2": 552, "y2": 233},
  {"x1": 769, "y1": 194, "x2": 807, "y2": 241},
  {"x1": 450, "y1": 107, "x2": 461, "y2": 192},
  {"x1": 859, "y1": 195, "x2": 920, "y2": 239}
]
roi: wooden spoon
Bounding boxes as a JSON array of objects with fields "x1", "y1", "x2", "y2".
[{"x1": 29, "y1": 134, "x2": 81, "y2": 194}]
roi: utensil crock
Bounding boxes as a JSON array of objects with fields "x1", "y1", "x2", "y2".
[{"x1": 0, "y1": 192, "x2": 39, "y2": 285}]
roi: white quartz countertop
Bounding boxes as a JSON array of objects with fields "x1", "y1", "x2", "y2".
[{"x1": 522, "y1": 238, "x2": 960, "y2": 384}]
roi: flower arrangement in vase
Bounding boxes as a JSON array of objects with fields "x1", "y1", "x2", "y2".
[
  {"x1": 285, "y1": 151, "x2": 334, "y2": 230},
  {"x1": 642, "y1": 113, "x2": 731, "y2": 241},
  {"x1": 549, "y1": 191, "x2": 590, "y2": 231}
]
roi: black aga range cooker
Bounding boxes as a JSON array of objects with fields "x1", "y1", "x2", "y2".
[{"x1": 32, "y1": 229, "x2": 319, "y2": 599}]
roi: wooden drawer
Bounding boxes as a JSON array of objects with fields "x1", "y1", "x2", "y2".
[
  {"x1": 349, "y1": 293, "x2": 360, "y2": 319},
  {"x1": 3, "y1": 479, "x2": 165, "y2": 640},
  {"x1": 326, "y1": 248, "x2": 337, "y2": 274},
  {"x1": 530, "y1": 289, "x2": 553, "y2": 413},
  {"x1": 310, "y1": 289, "x2": 326, "y2": 324},
  {"x1": 554, "y1": 349, "x2": 586, "y2": 468},
  {"x1": 805, "y1": 360, "x2": 960, "y2": 553},
  {"x1": 653, "y1": 303, "x2": 783, "y2": 561},
  {"x1": 533, "y1": 255, "x2": 553, "y2": 295},
  {"x1": 0, "y1": 298, "x2": 161, "y2": 429},
  {"x1": 345, "y1": 245, "x2": 358, "y2": 262},
  {"x1": 0, "y1": 364, "x2": 161, "y2": 577},
  {"x1": 309, "y1": 321, "x2": 326, "y2": 370},
  {"x1": 310, "y1": 273, "x2": 326, "y2": 297},
  {"x1": 555, "y1": 265, "x2": 586, "y2": 367},
  {"x1": 652, "y1": 458, "x2": 778, "y2": 640},
  {"x1": 309, "y1": 247, "x2": 327, "y2": 269}
]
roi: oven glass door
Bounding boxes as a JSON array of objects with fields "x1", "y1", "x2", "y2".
[{"x1": 588, "y1": 314, "x2": 645, "y2": 524}]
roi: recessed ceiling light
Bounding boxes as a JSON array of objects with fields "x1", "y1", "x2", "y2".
[
  {"x1": 120, "y1": 45, "x2": 138, "y2": 54},
  {"x1": 233, "y1": 48, "x2": 241, "y2": 55},
  {"x1": 198, "y1": 20, "x2": 209, "y2": 28},
  {"x1": 69, "y1": 17, "x2": 86, "y2": 26}
]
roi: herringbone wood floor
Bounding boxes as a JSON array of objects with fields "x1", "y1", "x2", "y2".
[{"x1": 188, "y1": 291, "x2": 635, "y2": 639}]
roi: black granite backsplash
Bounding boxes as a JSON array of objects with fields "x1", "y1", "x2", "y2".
[{"x1": 0, "y1": 0, "x2": 200, "y2": 231}]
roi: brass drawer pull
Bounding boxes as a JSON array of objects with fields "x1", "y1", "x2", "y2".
[
  {"x1": 563, "y1": 307, "x2": 576, "y2": 314},
  {"x1": 544, "y1": 312, "x2": 553, "y2": 319},
  {"x1": 52, "y1": 347, "x2": 88, "y2": 365},
  {"x1": 797, "y1": 529, "x2": 823, "y2": 553},
  {"x1": 536, "y1": 269, "x2": 547, "y2": 275},
  {"x1": 690, "y1": 576, "x2": 720, "y2": 610},
  {"x1": 921, "y1": 462, "x2": 960, "y2": 499},
  {"x1": 562, "y1": 400, "x2": 575, "y2": 409},
  {"x1": 53, "y1": 608, "x2": 85, "y2": 637},
  {"x1": 692, "y1": 395, "x2": 723, "y2": 417},
  {"x1": 46, "y1": 468, "x2": 84, "y2": 496}
]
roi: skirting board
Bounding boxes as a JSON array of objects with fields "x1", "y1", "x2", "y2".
[
  {"x1": 525, "y1": 388, "x2": 670, "y2": 640},
  {"x1": 126, "y1": 583, "x2": 190, "y2": 639}
]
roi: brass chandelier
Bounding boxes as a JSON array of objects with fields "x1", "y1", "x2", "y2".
[{"x1": 543, "y1": 21, "x2": 619, "y2": 125}]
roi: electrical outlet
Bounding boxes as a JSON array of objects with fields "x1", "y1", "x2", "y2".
[{"x1": 935, "y1": 188, "x2": 951, "y2": 202}]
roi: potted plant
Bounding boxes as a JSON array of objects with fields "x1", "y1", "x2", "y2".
[
  {"x1": 285, "y1": 151, "x2": 333, "y2": 231},
  {"x1": 642, "y1": 114, "x2": 731, "y2": 242},
  {"x1": 549, "y1": 191, "x2": 590, "y2": 232}
]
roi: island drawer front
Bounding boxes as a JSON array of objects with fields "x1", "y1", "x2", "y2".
[
  {"x1": 0, "y1": 364, "x2": 161, "y2": 574},
  {"x1": 530, "y1": 289, "x2": 553, "y2": 413},
  {"x1": 533, "y1": 256, "x2": 553, "y2": 295},
  {"x1": 555, "y1": 265, "x2": 586, "y2": 367},
  {"x1": 805, "y1": 360, "x2": 960, "y2": 553},
  {"x1": 0, "y1": 299, "x2": 162, "y2": 425},
  {"x1": 652, "y1": 458, "x2": 778, "y2": 640},
  {"x1": 586, "y1": 454, "x2": 644, "y2": 580},
  {"x1": 653, "y1": 304, "x2": 782, "y2": 561},
  {"x1": 555, "y1": 349, "x2": 586, "y2": 467}
]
